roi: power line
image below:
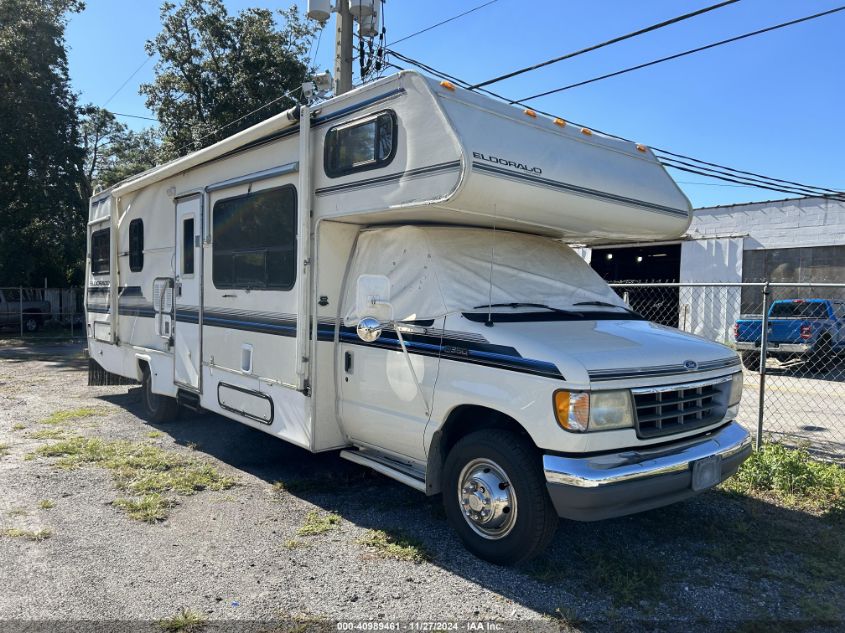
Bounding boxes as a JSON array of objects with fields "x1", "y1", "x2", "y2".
[
  {"x1": 519, "y1": 5, "x2": 845, "y2": 101},
  {"x1": 110, "y1": 111, "x2": 158, "y2": 122},
  {"x1": 102, "y1": 54, "x2": 155, "y2": 108},
  {"x1": 470, "y1": 0, "x2": 738, "y2": 90},
  {"x1": 389, "y1": 0, "x2": 500, "y2": 47},
  {"x1": 384, "y1": 49, "x2": 845, "y2": 202},
  {"x1": 173, "y1": 86, "x2": 302, "y2": 156}
]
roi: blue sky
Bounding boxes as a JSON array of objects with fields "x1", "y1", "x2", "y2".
[{"x1": 65, "y1": 0, "x2": 845, "y2": 208}]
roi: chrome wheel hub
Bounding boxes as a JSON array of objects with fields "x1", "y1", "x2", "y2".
[{"x1": 458, "y1": 458, "x2": 517, "y2": 540}]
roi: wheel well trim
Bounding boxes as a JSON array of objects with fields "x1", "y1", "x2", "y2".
[{"x1": 425, "y1": 404, "x2": 535, "y2": 496}]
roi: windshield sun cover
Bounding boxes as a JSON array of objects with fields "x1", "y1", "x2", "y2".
[{"x1": 343, "y1": 226, "x2": 627, "y2": 325}]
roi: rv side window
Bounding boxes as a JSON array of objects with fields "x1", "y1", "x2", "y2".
[
  {"x1": 182, "y1": 217, "x2": 195, "y2": 276},
  {"x1": 212, "y1": 185, "x2": 297, "y2": 291},
  {"x1": 324, "y1": 110, "x2": 397, "y2": 178},
  {"x1": 129, "y1": 219, "x2": 144, "y2": 272},
  {"x1": 91, "y1": 228, "x2": 110, "y2": 275}
]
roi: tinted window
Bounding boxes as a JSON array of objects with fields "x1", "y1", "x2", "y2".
[
  {"x1": 182, "y1": 217, "x2": 195, "y2": 276},
  {"x1": 212, "y1": 186, "x2": 297, "y2": 290},
  {"x1": 129, "y1": 219, "x2": 144, "y2": 272},
  {"x1": 324, "y1": 110, "x2": 396, "y2": 178},
  {"x1": 91, "y1": 228, "x2": 110, "y2": 275},
  {"x1": 770, "y1": 301, "x2": 830, "y2": 319}
]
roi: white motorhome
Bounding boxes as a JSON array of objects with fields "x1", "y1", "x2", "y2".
[{"x1": 86, "y1": 71, "x2": 751, "y2": 564}]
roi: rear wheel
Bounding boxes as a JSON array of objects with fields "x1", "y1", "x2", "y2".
[
  {"x1": 740, "y1": 351, "x2": 760, "y2": 371},
  {"x1": 806, "y1": 337, "x2": 832, "y2": 374},
  {"x1": 442, "y1": 429, "x2": 558, "y2": 565},
  {"x1": 141, "y1": 367, "x2": 180, "y2": 423}
]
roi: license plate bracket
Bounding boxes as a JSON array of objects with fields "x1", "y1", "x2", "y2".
[{"x1": 691, "y1": 455, "x2": 722, "y2": 491}]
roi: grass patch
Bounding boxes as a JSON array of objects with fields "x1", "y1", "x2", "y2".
[
  {"x1": 37, "y1": 499, "x2": 56, "y2": 510},
  {"x1": 2, "y1": 528, "x2": 52, "y2": 541},
  {"x1": 296, "y1": 510, "x2": 341, "y2": 536},
  {"x1": 7, "y1": 508, "x2": 28, "y2": 517},
  {"x1": 527, "y1": 548, "x2": 664, "y2": 607},
  {"x1": 28, "y1": 428, "x2": 67, "y2": 440},
  {"x1": 282, "y1": 538, "x2": 311, "y2": 550},
  {"x1": 146, "y1": 431, "x2": 163, "y2": 439},
  {"x1": 12, "y1": 423, "x2": 25, "y2": 431},
  {"x1": 114, "y1": 494, "x2": 175, "y2": 523},
  {"x1": 40, "y1": 407, "x2": 99, "y2": 426},
  {"x1": 359, "y1": 529, "x2": 430, "y2": 563},
  {"x1": 723, "y1": 442, "x2": 845, "y2": 515},
  {"x1": 158, "y1": 608, "x2": 206, "y2": 632},
  {"x1": 31, "y1": 436, "x2": 235, "y2": 522},
  {"x1": 0, "y1": 443, "x2": 9, "y2": 457}
]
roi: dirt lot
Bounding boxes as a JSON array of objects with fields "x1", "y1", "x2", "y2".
[{"x1": 0, "y1": 343, "x2": 842, "y2": 632}]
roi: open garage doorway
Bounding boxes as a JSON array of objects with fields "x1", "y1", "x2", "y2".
[{"x1": 589, "y1": 243, "x2": 682, "y2": 327}]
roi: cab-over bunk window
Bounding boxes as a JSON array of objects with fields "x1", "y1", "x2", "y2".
[
  {"x1": 91, "y1": 228, "x2": 110, "y2": 275},
  {"x1": 324, "y1": 110, "x2": 397, "y2": 177},
  {"x1": 212, "y1": 186, "x2": 297, "y2": 290}
]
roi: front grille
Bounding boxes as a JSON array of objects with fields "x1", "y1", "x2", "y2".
[{"x1": 632, "y1": 378, "x2": 730, "y2": 439}]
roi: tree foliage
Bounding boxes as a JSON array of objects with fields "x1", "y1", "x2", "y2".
[
  {"x1": 141, "y1": 0, "x2": 317, "y2": 158},
  {"x1": 79, "y1": 106, "x2": 159, "y2": 190},
  {"x1": 0, "y1": 0, "x2": 87, "y2": 286}
]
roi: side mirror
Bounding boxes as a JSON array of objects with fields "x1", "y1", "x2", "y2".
[{"x1": 356, "y1": 317, "x2": 382, "y2": 343}]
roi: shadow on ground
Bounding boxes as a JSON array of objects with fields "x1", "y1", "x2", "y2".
[{"x1": 94, "y1": 387, "x2": 845, "y2": 628}]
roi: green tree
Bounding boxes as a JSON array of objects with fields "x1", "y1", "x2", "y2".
[
  {"x1": 141, "y1": 0, "x2": 316, "y2": 158},
  {"x1": 79, "y1": 106, "x2": 160, "y2": 190},
  {"x1": 0, "y1": 0, "x2": 87, "y2": 286}
]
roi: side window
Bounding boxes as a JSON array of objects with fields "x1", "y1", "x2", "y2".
[
  {"x1": 91, "y1": 228, "x2": 110, "y2": 275},
  {"x1": 212, "y1": 186, "x2": 297, "y2": 291},
  {"x1": 324, "y1": 110, "x2": 397, "y2": 178},
  {"x1": 182, "y1": 217, "x2": 195, "y2": 276},
  {"x1": 129, "y1": 219, "x2": 144, "y2": 272}
]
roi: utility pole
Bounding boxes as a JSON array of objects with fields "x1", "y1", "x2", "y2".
[{"x1": 334, "y1": 1, "x2": 354, "y2": 95}]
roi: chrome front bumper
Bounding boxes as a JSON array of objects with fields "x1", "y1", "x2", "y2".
[{"x1": 543, "y1": 422, "x2": 752, "y2": 521}]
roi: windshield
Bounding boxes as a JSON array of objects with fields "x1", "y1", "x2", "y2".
[{"x1": 770, "y1": 301, "x2": 829, "y2": 319}]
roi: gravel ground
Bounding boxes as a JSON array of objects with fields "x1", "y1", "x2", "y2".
[{"x1": 0, "y1": 342, "x2": 842, "y2": 633}]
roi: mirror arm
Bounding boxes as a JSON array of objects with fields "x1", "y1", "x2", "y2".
[{"x1": 393, "y1": 325, "x2": 430, "y2": 417}]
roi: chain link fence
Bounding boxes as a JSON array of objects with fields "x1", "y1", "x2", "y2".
[
  {"x1": 4, "y1": 283, "x2": 843, "y2": 459},
  {"x1": 611, "y1": 282, "x2": 845, "y2": 461},
  {"x1": 0, "y1": 287, "x2": 84, "y2": 340}
]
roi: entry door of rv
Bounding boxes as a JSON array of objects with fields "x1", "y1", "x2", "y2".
[{"x1": 173, "y1": 194, "x2": 202, "y2": 390}]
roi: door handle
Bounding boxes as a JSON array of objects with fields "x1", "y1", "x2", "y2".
[{"x1": 344, "y1": 351, "x2": 353, "y2": 373}]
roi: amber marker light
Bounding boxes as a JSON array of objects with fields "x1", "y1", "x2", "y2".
[
  {"x1": 439, "y1": 80, "x2": 455, "y2": 91},
  {"x1": 553, "y1": 390, "x2": 590, "y2": 432},
  {"x1": 553, "y1": 118, "x2": 566, "y2": 127},
  {"x1": 636, "y1": 144, "x2": 647, "y2": 153},
  {"x1": 524, "y1": 109, "x2": 537, "y2": 118},
  {"x1": 581, "y1": 127, "x2": 592, "y2": 136}
]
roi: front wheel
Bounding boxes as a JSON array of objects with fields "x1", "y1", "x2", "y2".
[
  {"x1": 141, "y1": 368, "x2": 180, "y2": 423},
  {"x1": 23, "y1": 315, "x2": 40, "y2": 333},
  {"x1": 442, "y1": 429, "x2": 558, "y2": 565}
]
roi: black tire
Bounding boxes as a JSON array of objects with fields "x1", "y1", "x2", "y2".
[
  {"x1": 141, "y1": 367, "x2": 180, "y2": 423},
  {"x1": 442, "y1": 429, "x2": 558, "y2": 566},
  {"x1": 23, "y1": 314, "x2": 40, "y2": 333},
  {"x1": 806, "y1": 337, "x2": 832, "y2": 374},
  {"x1": 740, "y1": 351, "x2": 760, "y2": 371}
]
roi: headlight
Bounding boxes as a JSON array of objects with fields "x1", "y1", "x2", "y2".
[
  {"x1": 729, "y1": 372, "x2": 743, "y2": 406},
  {"x1": 553, "y1": 389, "x2": 634, "y2": 432}
]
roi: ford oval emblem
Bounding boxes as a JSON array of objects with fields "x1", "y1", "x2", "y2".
[{"x1": 684, "y1": 360, "x2": 698, "y2": 370}]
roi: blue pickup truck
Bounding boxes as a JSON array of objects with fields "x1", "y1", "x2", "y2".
[{"x1": 734, "y1": 299, "x2": 845, "y2": 371}]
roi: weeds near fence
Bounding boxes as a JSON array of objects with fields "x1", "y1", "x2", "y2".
[{"x1": 724, "y1": 442, "x2": 845, "y2": 516}]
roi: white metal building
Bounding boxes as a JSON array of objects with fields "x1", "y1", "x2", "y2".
[{"x1": 579, "y1": 196, "x2": 845, "y2": 341}]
